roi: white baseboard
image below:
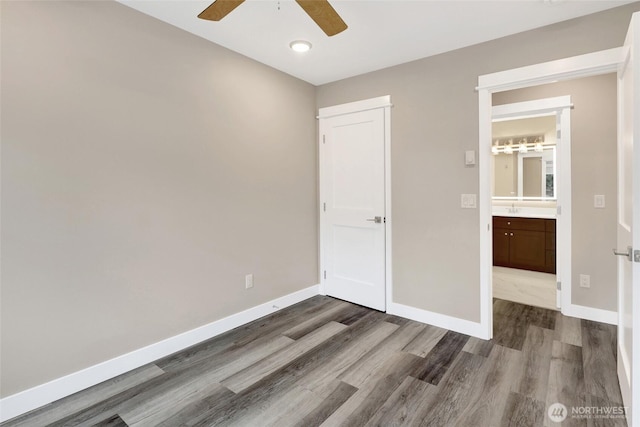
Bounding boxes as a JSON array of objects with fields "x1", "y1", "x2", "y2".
[
  {"x1": 0, "y1": 285, "x2": 320, "y2": 423},
  {"x1": 388, "y1": 302, "x2": 486, "y2": 339},
  {"x1": 562, "y1": 303, "x2": 617, "y2": 325}
]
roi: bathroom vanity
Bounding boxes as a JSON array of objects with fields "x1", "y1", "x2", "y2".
[{"x1": 493, "y1": 216, "x2": 556, "y2": 274}]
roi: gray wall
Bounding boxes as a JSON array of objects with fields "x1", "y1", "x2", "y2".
[
  {"x1": 1, "y1": 1, "x2": 317, "y2": 397},
  {"x1": 494, "y1": 74, "x2": 618, "y2": 311},
  {"x1": 316, "y1": 3, "x2": 640, "y2": 321}
]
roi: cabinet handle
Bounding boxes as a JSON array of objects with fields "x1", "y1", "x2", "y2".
[
  {"x1": 504, "y1": 233, "x2": 508, "y2": 236},
  {"x1": 507, "y1": 222, "x2": 511, "y2": 225},
  {"x1": 510, "y1": 233, "x2": 514, "y2": 236}
]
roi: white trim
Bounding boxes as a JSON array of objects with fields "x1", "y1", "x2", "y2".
[
  {"x1": 478, "y1": 88, "x2": 493, "y2": 340},
  {"x1": 492, "y1": 96, "x2": 573, "y2": 120},
  {"x1": 0, "y1": 285, "x2": 320, "y2": 422},
  {"x1": 317, "y1": 95, "x2": 392, "y2": 119},
  {"x1": 478, "y1": 48, "x2": 627, "y2": 339},
  {"x1": 563, "y1": 304, "x2": 618, "y2": 325},
  {"x1": 557, "y1": 108, "x2": 573, "y2": 312},
  {"x1": 384, "y1": 104, "x2": 393, "y2": 311},
  {"x1": 477, "y1": 47, "x2": 626, "y2": 93},
  {"x1": 388, "y1": 303, "x2": 485, "y2": 338}
]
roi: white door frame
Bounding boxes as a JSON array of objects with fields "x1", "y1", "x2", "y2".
[
  {"x1": 492, "y1": 96, "x2": 572, "y2": 311},
  {"x1": 477, "y1": 47, "x2": 627, "y2": 340},
  {"x1": 317, "y1": 95, "x2": 393, "y2": 311}
]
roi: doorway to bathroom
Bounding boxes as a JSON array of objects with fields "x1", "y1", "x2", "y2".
[{"x1": 490, "y1": 96, "x2": 571, "y2": 311}]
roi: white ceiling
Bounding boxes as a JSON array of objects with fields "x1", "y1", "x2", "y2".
[{"x1": 119, "y1": 0, "x2": 635, "y2": 86}]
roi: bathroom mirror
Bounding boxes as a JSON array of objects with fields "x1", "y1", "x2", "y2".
[{"x1": 492, "y1": 115, "x2": 557, "y2": 200}]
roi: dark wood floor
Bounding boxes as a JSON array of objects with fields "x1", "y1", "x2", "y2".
[{"x1": 2, "y1": 296, "x2": 625, "y2": 426}]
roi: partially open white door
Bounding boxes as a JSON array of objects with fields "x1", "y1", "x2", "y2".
[
  {"x1": 616, "y1": 12, "x2": 640, "y2": 427},
  {"x1": 319, "y1": 98, "x2": 389, "y2": 311}
]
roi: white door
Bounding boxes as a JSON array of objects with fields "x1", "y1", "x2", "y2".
[
  {"x1": 319, "y1": 104, "x2": 387, "y2": 311},
  {"x1": 616, "y1": 12, "x2": 640, "y2": 427}
]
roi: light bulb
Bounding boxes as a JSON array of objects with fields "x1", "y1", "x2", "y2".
[{"x1": 290, "y1": 40, "x2": 312, "y2": 53}]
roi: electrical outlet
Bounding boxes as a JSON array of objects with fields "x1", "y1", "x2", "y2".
[
  {"x1": 579, "y1": 274, "x2": 590, "y2": 288},
  {"x1": 245, "y1": 274, "x2": 254, "y2": 289}
]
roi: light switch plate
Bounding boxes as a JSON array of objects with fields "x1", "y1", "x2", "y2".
[
  {"x1": 594, "y1": 195, "x2": 605, "y2": 208},
  {"x1": 461, "y1": 194, "x2": 477, "y2": 209},
  {"x1": 465, "y1": 150, "x2": 476, "y2": 166}
]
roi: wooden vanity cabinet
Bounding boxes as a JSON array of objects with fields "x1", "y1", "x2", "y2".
[{"x1": 493, "y1": 216, "x2": 556, "y2": 274}]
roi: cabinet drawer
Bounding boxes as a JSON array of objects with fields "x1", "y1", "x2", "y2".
[{"x1": 493, "y1": 216, "x2": 546, "y2": 232}]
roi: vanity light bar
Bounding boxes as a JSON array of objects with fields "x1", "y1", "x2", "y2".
[{"x1": 491, "y1": 134, "x2": 551, "y2": 155}]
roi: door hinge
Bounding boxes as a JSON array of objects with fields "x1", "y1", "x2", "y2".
[
  {"x1": 557, "y1": 129, "x2": 561, "y2": 139},
  {"x1": 557, "y1": 206, "x2": 562, "y2": 215},
  {"x1": 557, "y1": 281, "x2": 561, "y2": 290},
  {"x1": 323, "y1": 202, "x2": 326, "y2": 212},
  {"x1": 384, "y1": 217, "x2": 386, "y2": 224},
  {"x1": 323, "y1": 270, "x2": 327, "y2": 279},
  {"x1": 635, "y1": 250, "x2": 640, "y2": 263},
  {"x1": 322, "y1": 135, "x2": 326, "y2": 144}
]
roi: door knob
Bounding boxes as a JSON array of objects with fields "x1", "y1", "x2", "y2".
[
  {"x1": 366, "y1": 216, "x2": 382, "y2": 224},
  {"x1": 613, "y1": 246, "x2": 632, "y2": 262}
]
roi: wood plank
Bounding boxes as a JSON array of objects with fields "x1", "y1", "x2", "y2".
[
  {"x1": 321, "y1": 352, "x2": 426, "y2": 427},
  {"x1": 154, "y1": 386, "x2": 235, "y2": 427},
  {"x1": 500, "y1": 392, "x2": 545, "y2": 427},
  {"x1": 402, "y1": 324, "x2": 447, "y2": 358},
  {"x1": 2, "y1": 364, "x2": 164, "y2": 427},
  {"x1": 118, "y1": 335, "x2": 293, "y2": 426},
  {"x1": 524, "y1": 304, "x2": 556, "y2": 331},
  {"x1": 454, "y1": 345, "x2": 523, "y2": 427},
  {"x1": 364, "y1": 376, "x2": 436, "y2": 427},
  {"x1": 291, "y1": 381, "x2": 358, "y2": 427},
  {"x1": 493, "y1": 299, "x2": 530, "y2": 351},
  {"x1": 514, "y1": 325, "x2": 554, "y2": 401},
  {"x1": 462, "y1": 336, "x2": 494, "y2": 357},
  {"x1": 413, "y1": 330, "x2": 470, "y2": 385},
  {"x1": 338, "y1": 321, "x2": 425, "y2": 388},
  {"x1": 93, "y1": 414, "x2": 129, "y2": 427},
  {"x1": 544, "y1": 341, "x2": 586, "y2": 427},
  {"x1": 584, "y1": 394, "x2": 629, "y2": 427},
  {"x1": 581, "y1": 326, "x2": 622, "y2": 404},
  {"x1": 554, "y1": 312, "x2": 582, "y2": 347},
  {"x1": 157, "y1": 295, "x2": 336, "y2": 372},
  {"x1": 415, "y1": 351, "x2": 487, "y2": 426},
  {"x1": 222, "y1": 321, "x2": 347, "y2": 393},
  {"x1": 189, "y1": 313, "x2": 396, "y2": 426},
  {"x1": 282, "y1": 301, "x2": 351, "y2": 340},
  {"x1": 237, "y1": 321, "x2": 401, "y2": 427}
]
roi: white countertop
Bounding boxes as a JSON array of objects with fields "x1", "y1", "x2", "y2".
[{"x1": 492, "y1": 205, "x2": 556, "y2": 219}]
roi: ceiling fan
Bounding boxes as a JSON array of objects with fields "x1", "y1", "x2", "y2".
[{"x1": 198, "y1": 0, "x2": 348, "y2": 37}]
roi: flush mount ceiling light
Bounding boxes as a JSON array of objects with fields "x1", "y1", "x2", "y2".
[{"x1": 290, "y1": 40, "x2": 312, "y2": 53}]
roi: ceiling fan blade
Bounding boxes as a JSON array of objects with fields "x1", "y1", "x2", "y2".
[
  {"x1": 198, "y1": 0, "x2": 245, "y2": 21},
  {"x1": 295, "y1": 0, "x2": 347, "y2": 37}
]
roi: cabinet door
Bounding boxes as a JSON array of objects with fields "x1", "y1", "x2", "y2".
[
  {"x1": 509, "y1": 230, "x2": 546, "y2": 272},
  {"x1": 493, "y1": 228, "x2": 511, "y2": 267}
]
